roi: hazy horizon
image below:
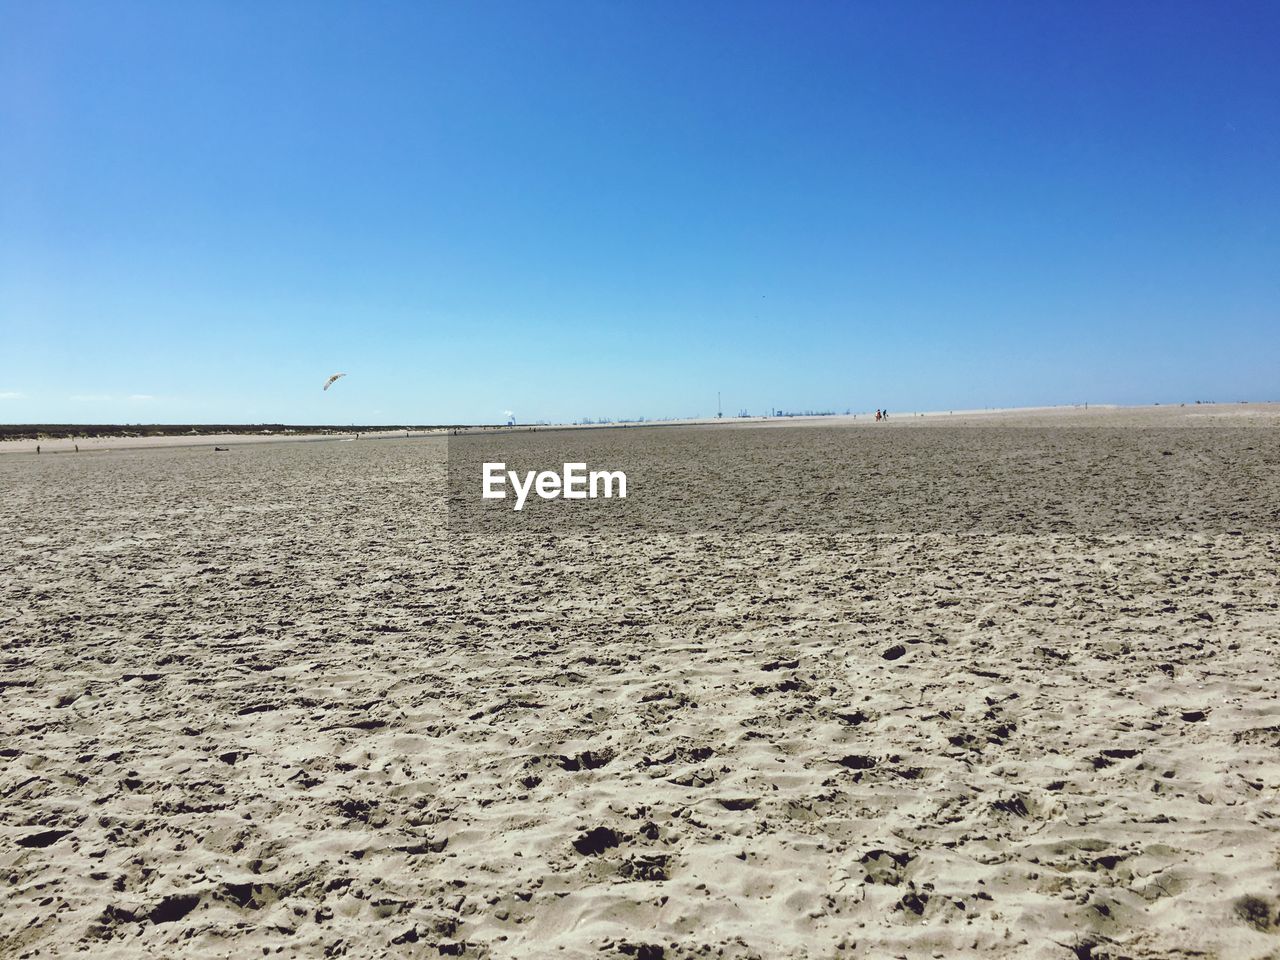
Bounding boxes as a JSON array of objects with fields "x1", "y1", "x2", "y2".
[
  {"x1": 3, "y1": 398, "x2": 1279, "y2": 432},
  {"x1": 3, "y1": 2, "x2": 1278, "y2": 424}
]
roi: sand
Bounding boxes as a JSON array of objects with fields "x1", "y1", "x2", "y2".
[{"x1": 2, "y1": 405, "x2": 1279, "y2": 959}]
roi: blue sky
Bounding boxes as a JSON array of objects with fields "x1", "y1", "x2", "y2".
[{"x1": 2, "y1": 1, "x2": 1277, "y2": 424}]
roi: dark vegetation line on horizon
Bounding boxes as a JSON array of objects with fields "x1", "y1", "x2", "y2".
[
  {"x1": 0, "y1": 424, "x2": 470, "y2": 441},
  {"x1": 0, "y1": 418, "x2": 836, "y2": 441}
]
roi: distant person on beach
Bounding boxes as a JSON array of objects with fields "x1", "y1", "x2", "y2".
[
  {"x1": 875, "y1": 409, "x2": 881, "y2": 422},
  {"x1": 36, "y1": 445, "x2": 40, "y2": 454}
]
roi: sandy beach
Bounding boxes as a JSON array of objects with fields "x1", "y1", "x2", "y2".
[{"x1": 2, "y1": 405, "x2": 1278, "y2": 959}]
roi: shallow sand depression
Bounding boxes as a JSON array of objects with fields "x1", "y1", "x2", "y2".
[{"x1": 2, "y1": 407, "x2": 1279, "y2": 959}]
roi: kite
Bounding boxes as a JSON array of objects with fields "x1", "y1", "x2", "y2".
[{"x1": 323, "y1": 373, "x2": 347, "y2": 391}]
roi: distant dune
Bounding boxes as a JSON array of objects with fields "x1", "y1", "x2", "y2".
[{"x1": 0, "y1": 423, "x2": 453, "y2": 442}]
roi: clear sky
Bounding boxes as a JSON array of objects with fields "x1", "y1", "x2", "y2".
[{"x1": 2, "y1": 1, "x2": 1277, "y2": 424}]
